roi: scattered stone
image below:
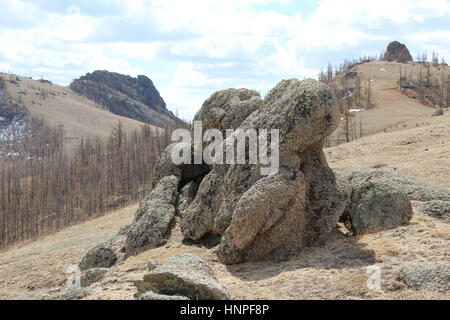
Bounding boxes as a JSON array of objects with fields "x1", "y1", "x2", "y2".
[
  {"x1": 432, "y1": 109, "x2": 444, "y2": 117},
  {"x1": 47, "y1": 288, "x2": 91, "y2": 300},
  {"x1": 135, "y1": 253, "x2": 230, "y2": 300},
  {"x1": 399, "y1": 264, "x2": 450, "y2": 291},
  {"x1": 138, "y1": 291, "x2": 189, "y2": 300},
  {"x1": 417, "y1": 200, "x2": 450, "y2": 219},
  {"x1": 80, "y1": 268, "x2": 109, "y2": 287},
  {"x1": 79, "y1": 242, "x2": 118, "y2": 271},
  {"x1": 125, "y1": 175, "x2": 179, "y2": 257},
  {"x1": 383, "y1": 41, "x2": 413, "y2": 63}
]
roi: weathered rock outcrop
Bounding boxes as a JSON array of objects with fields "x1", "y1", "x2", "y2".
[
  {"x1": 80, "y1": 175, "x2": 181, "y2": 269},
  {"x1": 399, "y1": 264, "x2": 450, "y2": 291},
  {"x1": 70, "y1": 70, "x2": 181, "y2": 127},
  {"x1": 135, "y1": 254, "x2": 230, "y2": 300},
  {"x1": 340, "y1": 169, "x2": 450, "y2": 233},
  {"x1": 383, "y1": 41, "x2": 413, "y2": 63},
  {"x1": 182, "y1": 79, "x2": 350, "y2": 264},
  {"x1": 125, "y1": 175, "x2": 179, "y2": 257}
]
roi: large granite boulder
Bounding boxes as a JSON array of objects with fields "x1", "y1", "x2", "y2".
[
  {"x1": 135, "y1": 253, "x2": 230, "y2": 300},
  {"x1": 182, "y1": 79, "x2": 350, "y2": 264},
  {"x1": 344, "y1": 169, "x2": 450, "y2": 202},
  {"x1": 341, "y1": 169, "x2": 450, "y2": 234},
  {"x1": 342, "y1": 175, "x2": 413, "y2": 234}
]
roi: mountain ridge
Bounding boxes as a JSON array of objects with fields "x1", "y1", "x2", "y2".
[{"x1": 70, "y1": 70, "x2": 182, "y2": 128}]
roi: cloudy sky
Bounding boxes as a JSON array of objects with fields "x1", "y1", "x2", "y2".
[{"x1": 1, "y1": 0, "x2": 450, "y2": 119}]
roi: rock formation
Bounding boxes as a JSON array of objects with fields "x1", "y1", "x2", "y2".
[
  {"x1": 182, "y1": 79, "x2": 350, "y2": 264},
  {"x1": 71, "y1": 70, "x2": 181, "y2": 127},
  {"x1": 79, "y1": 78, "x2": 450, "y2": 273},
  {"x1": 135, "y1": 254, "x2": 231, "y2": 300},
  {"x1": 383, "y1": 41, "x2": 413, "y2": 63}
]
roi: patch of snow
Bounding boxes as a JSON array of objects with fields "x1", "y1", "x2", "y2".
[{"x1": 349, "y1": 108, "x2": 364, "y2": 113}]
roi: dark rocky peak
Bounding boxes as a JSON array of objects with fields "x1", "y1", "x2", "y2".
[
  {"x1": 72, "y1": 70, "x2": 167, "y2": 112},
  {"x1": 383, "y1": 41, "x2": 413, "y2": 63},
  {"x1": 70, "y1": 71, "x2": 181, "y2": 127}
]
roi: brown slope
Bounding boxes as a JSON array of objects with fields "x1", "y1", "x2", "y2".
[
  {"x1": 0, "y1": 73, "x2": 157, "y2": 151},
  {"x1": 328, "y1": 60, "x2": 446, "y2": 145}
]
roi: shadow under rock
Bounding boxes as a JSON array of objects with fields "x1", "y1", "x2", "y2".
[
  {"x1": 224, "y1": 229, "x2": 377, "y2": 282},
  {"x1": 182, "y1": 233, "x2": 222, "y2": 250}
]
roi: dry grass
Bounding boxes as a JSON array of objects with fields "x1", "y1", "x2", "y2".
[
  {"x1": 1, "y1": 74, "x2": 158, "y2": 152},
  {"x1": 0, "y1": 205, "x2": 136, "y2": 300},
  {"x1": 328, "y1": 61, "x2": 444, "y2": 144},
  {"x1": 327, "y1": 110, "x2": 450, "y2": 190}
]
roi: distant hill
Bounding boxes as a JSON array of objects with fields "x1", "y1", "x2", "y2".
[
  {"x1": 71, "y1": 71, "x2": 182, "y2": 128},
  {"x1": 0, "y1": 73, "x2": 155, "y2": 152},
  {"x1": 323, "y1": 59, "x2": 449, "y2": 146}
]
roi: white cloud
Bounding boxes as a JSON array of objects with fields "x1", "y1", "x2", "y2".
[{"x1": 0, "y1": 0, "x2": 449, "y2": 120}]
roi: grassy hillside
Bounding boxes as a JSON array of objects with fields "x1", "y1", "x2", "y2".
[
  {"x1": 0, "y1": 73, "x2": 157, "y2": 151},
  {"x1": 327, "y1": 60, "x2": 448, "y2": 145}
]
